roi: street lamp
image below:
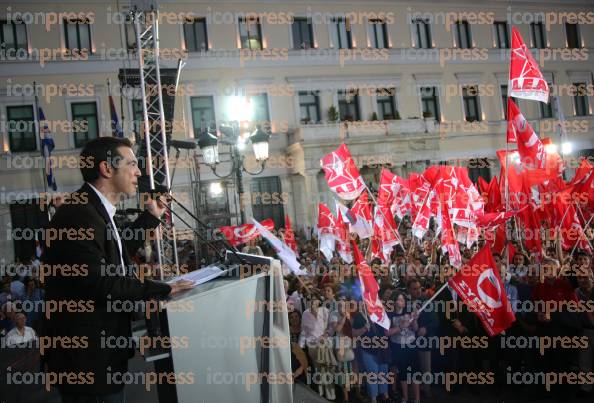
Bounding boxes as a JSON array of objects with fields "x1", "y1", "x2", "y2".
[
  {"x1": 249, "y1": 126, "x2": 270, "y2": 161},
  {"x1": 196, "y1": 98, "x2": 271, "y2": 224},
  {"x1": 197, "y1": 126, "x2": 219, "y2": 166}
]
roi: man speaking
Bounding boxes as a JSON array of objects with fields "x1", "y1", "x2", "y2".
[{"x1": 42, "y1": 137, "x2": 193, "y2": 403}]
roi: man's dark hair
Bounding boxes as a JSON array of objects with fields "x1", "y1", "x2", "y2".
[
  {"x1": 576, "y1": 251, "x2": 591, "y2": 260},
  {"x1": 80, "y1": 137, "x2": 133, "y2": 183},
  {"x1": 407, "y1": 278, "x2": 421, "y2": 290}
]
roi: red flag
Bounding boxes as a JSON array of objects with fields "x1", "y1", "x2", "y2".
[
  {"x1": 554, "y1": 199, "x2": 592, "y2": 252},
  {"x1": 335, "y1": 206, "x2": 353, "y2": 263},
  {"x1": 477, "y1": 176, "x2": 490, "y2": 195},
  {"x1": 519, "y1": 205, "x2": 544, "y2": 254},
  {"x1": 507, "y1": 99, "x2": 546, "y2": 171},
  {"x1": 350, "y1": 191, "x2": 374, "y2": 239},
  {"x1": 284, "y1": 215, "x2": 297, "y2": 253},
  {"x1": 317, "y1": 203, "x2": 337, "y2": 261},
  {"x1": 372, "y1": 204, "x2": 401, "y2": 264},
  {"x1": 317, "y1": 203, "x2": 336, "y2": 237},
  {"x1": 567, "y1": 158, "x2": 594, "y2": 216},
  {"x1": 352, "y1": 242, "x2": 390, "y2": 329},
  {"x1": 476, "y1": 210, "x2": 518, "y2": 229},
  {"x1": 509, "y1": 26, "x2": 549, "y2": 103},
  {"x1": 378, "y1": 168, "x2": 396, "y2": 207},
  {"x1": 390, "y1": 175, "x2": 411, "y2": 219},
  {"x1": 490, "y1": 224, "x2": 507, "y2": 256},
  {"x1": 321, "y1": 143, "x2": 365, "y2": 200},
  {"x1": 438, "y1": 184, "x2": 462, "y2": 268},
  {"x1": 409, "y1": 173, "x2": 431, "y2": 217},
  {"x1": 218, "y1": 218, "x2": 275, "y2": 247},
  {"x1": 412, "y1": 187, "x2": 436, "y2": 239},
  {"x1": 486, "y1": 177, "x2": 502, "y2": 213},
  {"x1": 497, "y1": 149, "x2": 548, "y2": 209},
  {"x1": 448, "y1": 246, "x2": 516, "y2": 336}
]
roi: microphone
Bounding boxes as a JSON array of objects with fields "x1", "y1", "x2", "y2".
[{"x1": 169, "y1": 139, "x2": 197, "y2": 150}]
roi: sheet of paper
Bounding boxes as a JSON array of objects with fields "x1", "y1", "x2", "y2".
[{"x1": 166, "y1": 264, "x2": 225, "y2": 286}]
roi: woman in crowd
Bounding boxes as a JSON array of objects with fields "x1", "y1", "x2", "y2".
[
  {"x1": 330, "y1": 298, "x2": 356, "y2": 403},
  {"x1": 351, "y1": 304, "x2": 391, "y2": 403},
  {"x1": 387, "y1": 291, "x2": 420, "y2": 403},
  {"x1": 299, "y1": 294, "x2": 336, "y2": 400},
  {"x1": 289, "y1": 310, "x2": 302, "y2": 344}
]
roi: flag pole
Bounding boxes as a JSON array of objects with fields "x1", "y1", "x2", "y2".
[
  {"x1": 505, "y1": 26, "x2": 514, "y2": 275},
  {"x1": 34, "y1": 82, "x2": 51, "y2": 222},
  {"x1": 409, "y1": 281, "x2": 449, "y2": 321}
]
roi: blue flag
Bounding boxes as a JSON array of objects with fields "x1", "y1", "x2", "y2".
[
  {"x1": 109, "y1": 94, "x2": 124, "y2": 138},
  {"x1": 38, "y1": 107, "x2": 57, "y2": 191}
]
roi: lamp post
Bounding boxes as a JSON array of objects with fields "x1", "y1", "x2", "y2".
[{"x1": 197, "y1": 120, "x2": 270, "y2": 224}]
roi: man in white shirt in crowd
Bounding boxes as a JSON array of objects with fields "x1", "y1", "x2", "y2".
[{"x1": 5, "y1": 312, "x2": 37, "y2": 346}]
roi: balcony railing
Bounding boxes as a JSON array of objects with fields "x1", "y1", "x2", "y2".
[{"x1": 292, "y1": 118, "x2": 439, "y2": 143}]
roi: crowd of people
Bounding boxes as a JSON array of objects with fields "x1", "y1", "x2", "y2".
[
  {"x1": 276, "y1": 218, "x2": 594, "y2": 403},
  {"x1": 0, "y1": 255, "x2": 43, "y2": 346},
  {"x1": 1, "y1": 215, "x2": 593, "y2": 403}
]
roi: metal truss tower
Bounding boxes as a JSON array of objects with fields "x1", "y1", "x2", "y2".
[{"x1": 132, "y1": 9, "x2": 179, "y2": 279}]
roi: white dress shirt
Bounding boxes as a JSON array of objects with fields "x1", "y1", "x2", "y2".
[
  {"x1": 5, "y1": 326, "x2": 37, "y2": 346},
  {"x1": 298, "y1": 306, "x2": 330, "y2": 348},
  {"x1": 87, "y1": 183, "x2": 126, "y2": 275}
]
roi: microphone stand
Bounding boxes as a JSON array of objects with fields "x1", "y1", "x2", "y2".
[
  {"x1": 163, "y1": 191, "x2": 248, "y2": 266},
  {"x1": 165, "y1": 144, "x2": 246, "y2": 266}
]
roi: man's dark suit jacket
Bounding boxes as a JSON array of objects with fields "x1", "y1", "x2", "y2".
[{"x1": 42, "y1": 183, "x2": 172, "y2": 395}]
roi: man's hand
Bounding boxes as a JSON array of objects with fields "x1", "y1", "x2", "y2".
[
  {"x1": 452, "y1": 319, "x2": 467, "y2": 334},
  {"x1": 145, "y1": 195, "x2": 168, "y2": 219},
  {"x1": 169, "y1": 280, "x2": 195, "y2": 296}
]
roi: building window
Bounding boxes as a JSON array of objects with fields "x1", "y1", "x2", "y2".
[
  {"x1": 190, "y1": 96, "x2": 216, "y2": 133},
  {"x1": 124, "y1": 15, "x2": 136, "y2": 52},
  {"x1": 462, "y1": 86, "x2": 481, "y2": 122},
  {"x1": 64, "y1": 18, "x2": 92, "y2": 53},
  {"x1": 494, "y1": 21, "x2": 509, "y2": 48},
  {"x1": 71, "y1": 102, "x2": 99, "y2": 148},
  {"x1": 539, "y1": 86, "x2": 554, "y2": 119},
  {"x1": 131, "y1": 99, "x2": 143, "y2": 142},
  {"x1": 251, "y1": 176, "x2": 285, "y2": 228},
  {"x1": 540, "y1": 100, "x2": 554, "y2": 119},
  {"x1": 0, "y1": 20, "x2": 28, "y2": 56},
  {"x1": 531, "y1": 22, "x2": 546, "y2": 49},
  {"x1": 369, "y1": 18, "x2": 388, "y2": 49},
  {"x1": 573, "y1": 82, "x2": 589, "y2": 116},
  {"x1": 566, "y1": 23, "x2": 581, "y2": 48},
  {"x1": 376, "y1": 88, "x2": 397, "y2": 120},
  {"x1": 251, "y1": 94, "x2": 270, "y2": 125},
  {"x1": 7, "y1": 105, "x2": 36, "y2": 152},
  {"x1": 500, "y1": 85, "x2": 520, "y2": 119},
  {"x1": 338, "y1": 90, "x2": 360, "y2": 121},
  {"x1": 198, "y1": 180, "x2": 231, "y2": 228},
  {"x1": 420, "y1": 87, "x2": 440, "y2": 121},
  {"x1": 292, "y1": 17, "x2": 314, "y2": 49},
  {"x1": 468, "y1": 158, "x2": 491, "y2": 184},
  {"x1": 238, "y1": 17, "x2": 262, "y2": 50},
  {"x1": 413, "y1": 19, "x2": 432, "y2": 48},
  {"x1": 298, "y1": 91, "x2": 320, "y2": 123},
  {"x1": 331, "y1": 17, "x2": 352, "y2": 49},
  {"x1": 454, "y1": 20, "x2": 472, "y2": 49},
  {"x1": 184, "y1": 18, "x2": 208, "y2": 52}
]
